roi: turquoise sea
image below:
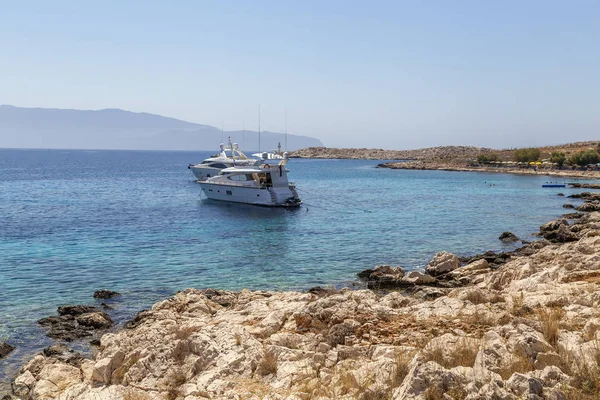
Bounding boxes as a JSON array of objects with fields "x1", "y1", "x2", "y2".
[{"x1": 0, "y1": 148, "x2": 587, "y2": 387}]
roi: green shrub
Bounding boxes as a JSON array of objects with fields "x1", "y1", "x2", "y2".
[
  {"x1": 477, "y1": 153, "x2": 499, "y2": 163},
  {"x1": 514, "y1": 148, "x2": 541, "y2": 163},
  {"x1": 550, "y1": 152, "x2": 566, "y2": 167},
  {"x1": 568, "y1": 150, "x2": 600, "y2": 166}
]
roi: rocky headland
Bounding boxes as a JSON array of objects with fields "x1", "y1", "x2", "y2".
[
  {"x1": 290, "y1": 146, "x2": 490, "y2": 162},
  {"x1": 8, "y1": 199, "x2": 600, "y2": 399},
  {"x1": 291, "y1": 142, "x2": 600, "y2": 180}
]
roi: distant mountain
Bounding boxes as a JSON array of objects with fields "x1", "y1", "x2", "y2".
[{"x1": 0, "y1": 105, "x2": 323, "y2": 151}]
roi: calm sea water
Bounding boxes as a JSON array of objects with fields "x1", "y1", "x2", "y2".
[{"x1": 0, "y1": 148, "x2": 588, "y2": 387}]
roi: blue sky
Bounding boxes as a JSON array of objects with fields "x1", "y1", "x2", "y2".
[{"x1": 1, "y1": 1, "x2": 599, "y2": 149}]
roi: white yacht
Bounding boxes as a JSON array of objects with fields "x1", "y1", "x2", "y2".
[
  {"x1": 198, "y1": 152, "x2": 301, "y2": 207},
  {"x1": 188, "y1": 139, "x2": 259, "y2": 181},
  {"x1": 252, "y1": 142, "x2": 284, "y2": 161}
]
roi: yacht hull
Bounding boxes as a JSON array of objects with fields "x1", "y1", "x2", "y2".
[
  {"x1": 198, "y1": 183, "x2": 301, "y2": 207},
  {"x1": 189, "y1": 165, "x2": 217, "y2": 181}
]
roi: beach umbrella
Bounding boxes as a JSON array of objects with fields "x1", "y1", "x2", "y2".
[
  {"x1": 535, "y1": 161, "x2": 542, "y2": 165},
  {"x1": 529, "y1": 162, "x2": 535, "y2": 165}
]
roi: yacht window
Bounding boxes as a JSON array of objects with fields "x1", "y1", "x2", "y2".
[
  {"x1": 210, "y1": 163, "x2": 228, "y2": 169},
  {"x1": 201, "y1": 161, "x2": 211, "y2": 164},
  {"x1": 228, "y1": 174, "x2": 247, "y2": 181}
]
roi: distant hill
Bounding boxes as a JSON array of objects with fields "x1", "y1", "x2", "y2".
[
  {"x1": 0, "y1": 105, "x2": 323, "y2": 151},
  {"x1": 291, "y1": 141, "x2": 600, "y2": 162}
]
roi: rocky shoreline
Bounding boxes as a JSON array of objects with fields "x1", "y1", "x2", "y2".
[
  {"x1": 6, "y1": 196, "x2": 600, "y2": 399},
  {"x1": 378, "y1": 160, "x2": 600, "y2": 181},
  {"x1": 290, "y1": 146, "x2": 490, "y2": 162},
  {"x1": 290, "y1": 144, "x2": 600, "y2": 181}
]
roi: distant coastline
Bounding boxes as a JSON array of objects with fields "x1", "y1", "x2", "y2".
[
  {"x1": 291, "y1": 142, "x2": 600, "y2": 180},
  {"x1": 378, "y1": 161, "x2": 600, "y2": 180},
  {"x1": 0, "y1": 105, "x2": 323, "y2": 151}
]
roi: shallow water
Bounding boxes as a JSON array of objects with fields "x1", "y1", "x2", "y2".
[{"x1": 0, "y1": 148, "x2": 590, "y2": 387}]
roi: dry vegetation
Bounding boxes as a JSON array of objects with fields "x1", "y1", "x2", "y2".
[
  {"x1": 162, "y1": 366, "x2": 187, "y2": 400},
  {"x1": 422, "y1": 338, "x2": 479, "y2": 369},
  {"x1": 498, "y1": 348, "x2": 534, "y2": 380},
  {"x1": 537, "y1": 307, "x2": 565, "y2": 346},
  {"x1": 173, "y1": 324, "x2": 201, "y2": 340},
  {"x1": 463, "y1": 289, "x2": 505, "y2": 305},
  {"x1": 122, "y1": 388, "x2": 152, "y2": 400},
  {"x1": 559, "y1": 342, "x2": 600, "y2": 399},
  {"x1": 393, "y1": 350, "x2": 416, "y2": 386},
  {"x1": 257, "y1": 348, "x2": 279, "y2": 376}
]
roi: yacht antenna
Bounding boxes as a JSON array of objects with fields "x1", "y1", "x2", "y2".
[
  {"x1": 221, "y1": 121, "x2": 224, "y2": 144},
  {"x1": 258, "y1": 104, "x2": 261, "y2": 152},
  {"x1": 285, "y1": 108, "x2": 287, "y2": 151},
  {"x1": 242, "y1": 121, "x2": 245, "y2": 149}
]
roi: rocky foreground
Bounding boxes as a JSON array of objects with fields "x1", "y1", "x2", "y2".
[{"x1": 10, "y1": 202, "x2": 600, "y2": 399}]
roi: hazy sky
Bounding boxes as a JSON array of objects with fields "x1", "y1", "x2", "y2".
[{"x1": 1, "y1": 1, "x2": 599, "y2": 149}]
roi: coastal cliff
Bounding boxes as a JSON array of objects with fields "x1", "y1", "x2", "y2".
[{"x1": 11, "y1": 207, "x2": 600, "y2": 398}]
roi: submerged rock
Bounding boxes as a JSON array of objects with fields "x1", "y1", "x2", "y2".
[
  {"x1": 499, "y1": 231, "x2": 519, "y2": 242},
  {"x1": 57, "y1": 305, "x2": 98, "y2": 316},
  {"x1": 307, "y1": 286, "x2": 339, "y2": 297},
  {"x1": 576, "y1": 202, "x2": 600, "y2": 212},
  {"x1": 38, "y1": 305, "x2": 113, "y2": 341},
  {"x1": 0, "y1": 342, "x2": 14, "y2": 359},
  {"x1": 563, "y1": 212, "x2": 584, "y2": 219},
  {"x1": 543, "y1": 224, "x2": 578, "y2": 243},
  {"x1": 123, "y1": 309, "x2": 151, "y2": 329},
  {"x1": 357, "y1": 265, "x2": 446, "y2": 288},
  {"x1": 460, "y1": 250, "x2": 511, "y2": 267},
  {"x1": 357, "y1": 265, "x2": 407, "y2": 288},
  {"x1": 540, "y1": 218, "x2": 568, "y2": 233},
  {"x1": 568, "y1": 191, "x2": 600, "y2": 201},
  {"x1": 93, "y1": 289, "x2": 120, "y2": 299},
  {"x1": 42, "y1": 344, "x2": 85, "y2": 367}
]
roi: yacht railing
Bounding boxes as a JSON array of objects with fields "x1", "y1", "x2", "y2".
[{"x1": 203, "y1": 181, "x2": 267, "y2": 189}]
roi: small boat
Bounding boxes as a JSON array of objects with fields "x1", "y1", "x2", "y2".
[
  {"x1": 198, "y1": 152, "x2": 301, "y2": 207},
  {"x1": 542, "y1": 181, "x2": 566, "y2": 188},
  {"x1": 188, "y1": 139, "x2": 260, "y2": 181}
]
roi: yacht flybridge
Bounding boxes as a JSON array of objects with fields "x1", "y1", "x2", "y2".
[
  {"x1": 188, "y1": 139, "x2": 260, "y2": 181},
  {"x1": 198, "y1": 152, "x2": 302, "y2": 207}
]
